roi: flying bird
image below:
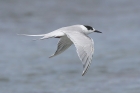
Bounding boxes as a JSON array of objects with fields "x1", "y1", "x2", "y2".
[{"x1": 18, "y1": 25, "x2": 102, "y2": 76}]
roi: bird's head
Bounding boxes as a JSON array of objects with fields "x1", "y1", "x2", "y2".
[{"x1": 84, "y1": 25, "x2": 102, "y2": 34}]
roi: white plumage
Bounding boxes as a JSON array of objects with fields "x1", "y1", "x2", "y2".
[{"x1": 18, "y1": 25, "x2": 102, "y2": 76}]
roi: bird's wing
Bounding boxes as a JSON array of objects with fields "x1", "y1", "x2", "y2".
[
  {"x1": 49, "y1": 36, "x2": 73, "y2": 58},
  {"x1": 63, "y1": 31, "x2": 94, "y2": 76}
]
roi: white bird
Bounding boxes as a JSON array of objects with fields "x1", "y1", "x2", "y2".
[{"x1": 18, "y1": 25, "x2": 102, "y2": 76}]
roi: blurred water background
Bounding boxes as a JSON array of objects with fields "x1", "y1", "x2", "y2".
[{"x1": 0, "y1": 0, "x2": 140, "y2": 93}]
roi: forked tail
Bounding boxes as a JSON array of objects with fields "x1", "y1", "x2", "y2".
[
  {"x1": 17, "y1": 34, "x2": 45, "y2": 37},
  {"x1": 17, "y1": 33, "x2": 53, "y2": 40}
]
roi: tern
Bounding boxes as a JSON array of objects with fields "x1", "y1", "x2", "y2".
[{"x1": 18, "y1": 25, "x2": 102, "y2": 76}]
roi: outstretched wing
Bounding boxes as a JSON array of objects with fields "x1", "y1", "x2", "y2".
[
  {"x1": 49, "y1": 36, "x2": 73, "y2": 58},
  {"x1": 63, "y1": 31, "x2": 94, "y2": 76}
]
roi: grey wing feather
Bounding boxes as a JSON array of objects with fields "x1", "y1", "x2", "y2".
[
  {"x1": 49, "y1": 36, "x2": 73, "y2": 58},
  {"x1": 63, "y1": 31, "x2": 94, "y2": 76}
]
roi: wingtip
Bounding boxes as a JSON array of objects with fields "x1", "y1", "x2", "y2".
[
  {"x1": 81, "y1": 63, "x2": 91, "y2": 76},
  {"x1": 82, "y1": 73, "x2": 85, "y2": 76},
  {"x1": 82, "y1": 71, "x2": 86, "y2": 76}
]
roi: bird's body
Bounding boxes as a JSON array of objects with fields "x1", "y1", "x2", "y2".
[{"x1": 19, "y1": 25, "x2": 102, "y2": 76}]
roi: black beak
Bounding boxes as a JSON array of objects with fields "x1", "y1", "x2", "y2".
[{"x1": 94, "y1": 30, "x2": 102, "y2": 33}]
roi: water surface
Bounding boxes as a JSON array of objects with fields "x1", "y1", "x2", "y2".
[{"x1": 0, "y1": 0, "x2": 140, "y2": 93}]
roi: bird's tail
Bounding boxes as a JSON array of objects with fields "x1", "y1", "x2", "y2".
[{"x1": 17, "y1": 33, "x2": 54, "y2": 40}]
